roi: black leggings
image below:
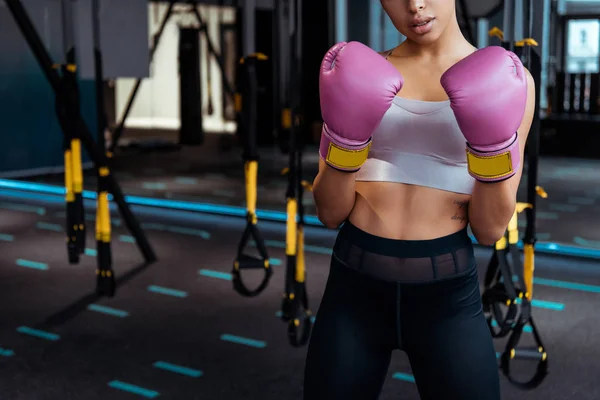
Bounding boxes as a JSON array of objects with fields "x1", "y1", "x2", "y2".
[{"x1": 304, "y1": 222, "x2": 500, "y2": 400}]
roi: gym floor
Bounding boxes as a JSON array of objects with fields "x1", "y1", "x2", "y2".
[{"x1": 0, "y1": 188, "x2": 599, "y2": 399}]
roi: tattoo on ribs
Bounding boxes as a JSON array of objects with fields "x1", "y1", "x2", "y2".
[
  {"x1": 453, "y1": 199, "x2": 469, "y2": 209},
  {"x1": 451, "y1": 214, "x2": 467, "y2": 222}
]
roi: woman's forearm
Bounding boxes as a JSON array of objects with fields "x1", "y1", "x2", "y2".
[
  {"x1": 313, "y1": 160, "x2": 357, "y2": 229},
  {"x1": 468, "y1": 179, "x2": 518, "y2": 245}
]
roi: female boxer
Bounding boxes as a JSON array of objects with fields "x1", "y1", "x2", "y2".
[{"x1": 304, "y1": 0, "x2": 535, "y2": 399}]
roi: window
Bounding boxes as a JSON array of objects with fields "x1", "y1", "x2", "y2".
[{"x1": 566, "y1": 19, "x2": 600, "y2": 73}]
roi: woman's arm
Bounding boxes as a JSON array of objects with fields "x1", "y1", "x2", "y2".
[
  {"x1": 312, "y1": 159, "x2": 357, "y2": 229},
  {"x1": 468, "y1": 69, "x2": 536, "y2": 245}
]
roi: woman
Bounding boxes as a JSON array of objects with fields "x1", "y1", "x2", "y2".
[{"x1": 304, "y1": 1, "x2": 535, "y2": 399}]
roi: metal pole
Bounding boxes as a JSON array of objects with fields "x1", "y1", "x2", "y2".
[
  {"x1": 92, "y1": 0, "x2": 107, "y2": 152},
  {"x1": 503, "y1": 0, "x2": 516, "y2": 47},
  {"x1": 243, "y1": 0, "x2": 256, "y2": 55}
]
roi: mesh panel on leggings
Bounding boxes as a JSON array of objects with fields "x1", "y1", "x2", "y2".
[{"x1": 334, "y1": 238, "x2": 473, "y2": 283}]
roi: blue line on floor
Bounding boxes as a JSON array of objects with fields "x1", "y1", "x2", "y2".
[
  {"x1": 85, "y1": 248, "x2": 97, "y2": 257},
  {"x1": 392, "y1": 372, "x2": 415, "y2": 383},
  {"x1": 166, "y1": 226, "x2": 211, "y2": 239},
  {"x1": 549, "y1": 203, "x2": 578, "y2": 213},
  {"x1": 198, "y1": 269, "x2": 232, "y2": 280},
  {"x1": 536, "y1": 212, "x2": 560, "y2": 220},
  {"x1": 175, "y1": 177, "x2": 199, "y2": 185},
  {"x1": 0, "y1": 348, "x2": 15, "y2": 357},
  {"x1": 120, "y1": 235, "x2": 136, "y2": 243},
  {"x1": 16, "y1": 326, "x2": 60, "y2": 341},
  {"x1": 153, "y1": 361, "x2": 203, "y2": 378},
  {"x1": 0, "y1": 233, "x2": 14, "y2": 241},
  {"x1": 141, "y1": 223, "x2": 167, "y2": 230},
  {"x1": 2, "y1": 179, "x2": 600, "y2": 260},
  {"x1": 16, "y1": 259, "x2": 48, "y2": 270},
  {"x1": 536, "y1": 233, "x2": 552, "y2": 241},
  {"x1": 534, "y1": 277, "x2": 600, "y2": 293},
  {"x1": 220, "y1": 334, "x2": 267, "y2": 348},
  {"x1": 573, "y1": 236, "x2": 600, "y2": 249},
  {"x1": 0, "y1": 201, "x2": 45, "y2": 215},
  {"x1": 147, "y1": 285, "x2": 188, "y2": 298},
  {"x1": 568, "y1": 196, "x2": 595, "y2": 205},
  {"x1": 270, "y1": 258, "x2": 282, "y2": 266},
  {"x1": 35, "y1": 222, "x2": 62, "y2": 232},
  {"x1": 529, "y1": 298, "x2": 565, "y2": 311},
  {"x1": 108, "y1": 380, "x2": 159, "y2": 399},
  {"x1": 88, "y1": 304, "x2": 129, "y2": 318},
  {"x1": 142, "y1": 182, "x2": 167, "y2": 190}
]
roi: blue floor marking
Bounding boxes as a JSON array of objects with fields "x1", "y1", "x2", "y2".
[
  {"x1": 536, "y1": 212, "x2": 560, "y2": 220},
  {"x1": 199, "y1": 269, "x2": 232, "y2": 280},
  {"x1": 534, "y1": 277, "x2": 600, "y2": 293},
  {"x1": 147, "y1": 285, "x2": 188, "y2": 298},
  {"x1": 175, "y1": 177, "x2": 198, "y2": 185},
  {"x1": 120, "y1": 235, "x2": 136, "y2": 243},
  {"x1": 0, "y1": 348, "x2": 15, "y2": 357},
  {"x1": 85, "y1": 248, "x2": 97, "y2": 257},
  {"x1": 153, "y1": 361, "x2": 203, "y2": 378},
  {"x1": 108, "y1": 380, "x2": 159, "y2": 398},
  {"x1": 549, "y1": 203, "x2": 578, "y2": 213},
  {"x1": 0, "y1": 201, "x2": 45, "y2": 215},
  {"x1": 35, "y1": 221, "x2": 62, "y2": 232},
  {"x1": 220, "y1": 334, "x2": 267, "y2": 348},
  {"x1": 392, "y1": 372, "x2": 415, "y2": 383},
  {"x1": 573, "y1": 236, "x2": 600, "y2": 249},
  {"x1": 568, "y1": 196, "x2": 595, "y2": 205},
  {"x1": 2, "y1": 179, "x2": 600, "y2": 259},
  {"x1": 142, "y1": 182, "x2": 167, "y2": 190},
  {"x1": 166, "y1": 226, "x2": 210, "y2": 239},
  {"x1": 269, "y1": 258, "x2": 282, "y2": 266},
  {"x1": 0, "y1": 233, "x2": 14, "y2": 241},
  {"x1": 16, "y1": 326, "x2": 60, "y2": 341},
  {"x1": 529, "y1": 298, "x2": 565, "y2": 311},
  {"x1": 141, "y1": 223, "x2": 167, "y2": 230},
  {"x1": 141, "y1": 223, "x2": 210, "y2": 239},
  {"x1": 16, "y1": 259, "x2": 48, "y2": 270},
  {"x1": 88, "y1": 304, "x2": 130, "y2": 318}
]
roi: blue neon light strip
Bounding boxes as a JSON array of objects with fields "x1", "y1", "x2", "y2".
[{"x1": 0, "y1": 178, "x2": 599, "y2": 260}]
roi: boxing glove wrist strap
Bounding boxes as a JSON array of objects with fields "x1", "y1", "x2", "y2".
[
  {"x1": 319, "y1": 124, "x2": 372, "y2": 172},
  {"x1": 466, "y1": 133, "x2": 520, "y2": 182}
]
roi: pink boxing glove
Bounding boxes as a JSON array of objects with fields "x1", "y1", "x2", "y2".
[
  {"x1": 441, "y1": 46, "x2": 528, "y2": 182},
  {"x1": 319, "y1": 42, "x2": 404, "y2": 172}
]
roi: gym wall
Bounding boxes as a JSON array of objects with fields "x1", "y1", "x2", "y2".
[
  {"x1": 113, "y1": 3, "x2": 236, "y2": 135},
  {"x1": 0, "y1": 0, "x2": 96, "y2": 177}
]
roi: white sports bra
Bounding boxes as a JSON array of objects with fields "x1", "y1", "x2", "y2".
[{"x1": 355, "y1": 53, "x2": 475, "y2": 195}]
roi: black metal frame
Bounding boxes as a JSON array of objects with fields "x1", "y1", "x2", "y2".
[
  {"x1": 219, "y1": 22, "x2": 238, "y2": 122},
  {"x1": 4, "y1": 0, "x2": 156, "y2": 266}
]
